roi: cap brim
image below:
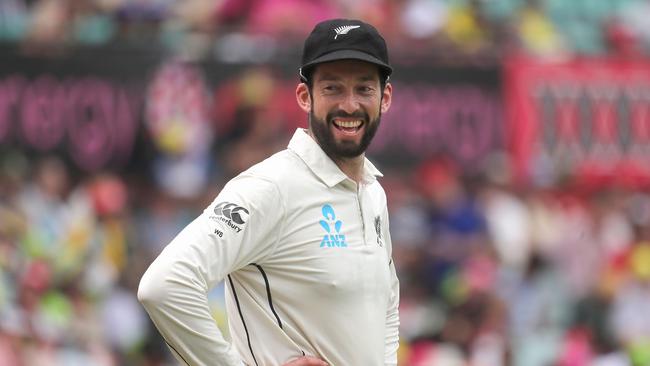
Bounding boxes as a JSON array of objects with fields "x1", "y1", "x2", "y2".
[{"x1": 302, "y1": 49, "x2": 392, "y2": 76}]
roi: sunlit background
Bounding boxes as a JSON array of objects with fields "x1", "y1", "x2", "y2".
[{"x1": 2, "y1": 0, "x2": 650, "y2": 365}]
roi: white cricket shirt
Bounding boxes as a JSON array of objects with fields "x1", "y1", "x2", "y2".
[{"x1": 138, "y1": 128, "x2": 400, "y2": 366}]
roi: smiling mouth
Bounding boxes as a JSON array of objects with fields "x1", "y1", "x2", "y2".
[{"x1": 332, "y1": 119, "x2": 364, "y2": 134}]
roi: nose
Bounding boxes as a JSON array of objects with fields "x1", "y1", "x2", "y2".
[{"x1": 339, "y1": 91, "x2": 361, "y2": 114}]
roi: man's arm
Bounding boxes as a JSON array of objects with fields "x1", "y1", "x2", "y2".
[
  {"x1": 384, "y1": 258, "x2": 400, "y2": 366},
  {"x1": 138, "y1": 175, "x2": 284, "y2": 366},
  {"x1": 383, "y1": 210, "x2": 400, "y2": 366}
]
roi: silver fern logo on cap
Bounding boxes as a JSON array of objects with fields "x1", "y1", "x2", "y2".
[{"x1": 333, "y1": 25, "x2": 361, "y2": 39}]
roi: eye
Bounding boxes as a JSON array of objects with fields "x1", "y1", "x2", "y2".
[
  {"x1": 322, "y1": 84, "x2": 341, "y2": 94},
  {"x1": 357, "y1": 85, "x2": 375, "y2": 94}
]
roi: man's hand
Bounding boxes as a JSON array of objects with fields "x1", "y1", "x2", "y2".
[{"x1": 282, "y1": 356, "x2": 329, "y2": 366}]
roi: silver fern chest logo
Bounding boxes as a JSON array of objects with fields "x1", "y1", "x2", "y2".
[
  {"x1": 374, "y1": 216, "x2": 383, "y2": 247},
  {"x1": 333, "y1": 25, "x2": 360, "y2": 39}
]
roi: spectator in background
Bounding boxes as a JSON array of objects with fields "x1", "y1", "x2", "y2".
[
  {"x1": 17, "y1": 156, "x2": 93, "y2": 279},
  {"x1": 611, "y1": 242, "x2": 650, "y2": 365}
]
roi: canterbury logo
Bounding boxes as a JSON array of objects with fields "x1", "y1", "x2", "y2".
[
  {"x1": 214, "y1": 202, "x2": 250, "y2": 225},
  {"x1": 333, "y1": 25, "x2": 360, "y2": 39}
]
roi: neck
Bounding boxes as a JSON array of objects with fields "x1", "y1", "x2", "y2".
[
  {"x1": 307, "y1": 129, "x2": 365, "y2": 183},
  {"x1": 332, "y1": 155, "x2": 365, "y2": 184}
]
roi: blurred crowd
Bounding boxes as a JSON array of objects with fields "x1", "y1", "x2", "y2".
[
  {"x1": 0, "y1": 153, "x2": 180, "y2": 365},
  {"x1": 1, "y1": 0, "x2": 650, "y2": 62},
  {"x1": 388, "y1": 158, "x2": 650, "y2": 366}
]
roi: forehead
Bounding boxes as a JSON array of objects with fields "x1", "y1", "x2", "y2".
[{"x1": 312, "y1": 60, "x2": 380, "y2": 82}]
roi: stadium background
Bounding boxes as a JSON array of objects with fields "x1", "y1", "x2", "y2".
[{"x1": 1, "y1": 0, "x2": 650, "y2": 365}]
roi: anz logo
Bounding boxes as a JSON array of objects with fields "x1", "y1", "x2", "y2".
[
  {"x1": 319, "y1": 204, "x2": 347, "y2": 248},
  {"x1": 211, "y1": 201, "x2": 249, "y2": 233}
]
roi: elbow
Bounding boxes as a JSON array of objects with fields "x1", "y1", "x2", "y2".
[
  {"x1": 137, "y1": 264, "x2": 166, "y2": 309},
  {"x1": 137, "y1": 274, "x2": 154, "y2": 307},
  {"x1": 137, "y1": 249, "x2": 208, "y2": 312}
]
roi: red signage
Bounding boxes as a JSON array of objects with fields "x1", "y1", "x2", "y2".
[{"x1": 505, "y1": 56, "x2": 650, "y2": 188}]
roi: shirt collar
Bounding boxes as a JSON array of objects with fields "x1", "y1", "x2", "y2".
[{"x1": 287, "y1": 128, "x2": 383, "y2": 188}]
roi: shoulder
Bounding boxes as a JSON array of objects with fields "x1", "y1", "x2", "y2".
[
  {"x1": 245, "y1": 149, "x2": 300, "y2": 176},
  {"x1": 223, "y1": 149, "x2": 308, "y2": 198},
  {"x1": 237, "y1": 149, "x2": 306, "y2": 185}
]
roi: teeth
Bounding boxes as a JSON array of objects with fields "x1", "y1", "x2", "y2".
[{"x1": 334, "y1": 120, "x2": 362, "y2": 128}]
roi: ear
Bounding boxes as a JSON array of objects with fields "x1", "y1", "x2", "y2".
[
  {"x1": 296, "y1": 83, "x2": 311, "y2": 113},
  {"x1": 380, "y1": 83, "x2": 392, "y2": 114}
]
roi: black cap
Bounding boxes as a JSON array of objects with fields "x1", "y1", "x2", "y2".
[{"x1": 300, "y1": 18, "x2": 392, "y2": 81}]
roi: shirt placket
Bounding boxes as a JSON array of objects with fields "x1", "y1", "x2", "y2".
[{"x1": 355, "y1": 183, "x2": 367, "y2": 245}]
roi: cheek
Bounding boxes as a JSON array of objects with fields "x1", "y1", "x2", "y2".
[
  {"x1": 367, "y1": 101, "x2": 383, "y2": 117},
  {"x1": 311, "y1": 100, "x2": 331, "y2": 119}
]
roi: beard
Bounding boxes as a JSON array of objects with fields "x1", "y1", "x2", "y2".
[{"x1": 309, "y1": 108, "x2": 381, "y2": 160}]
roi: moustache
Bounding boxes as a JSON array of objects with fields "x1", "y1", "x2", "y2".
[{"x1": 326, "y1": 110, "x2": 369, "y2": 123}]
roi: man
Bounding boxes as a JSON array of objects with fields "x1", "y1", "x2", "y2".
[{"x1": 138, "y1": 18, "x2": 399, "y2": 366}]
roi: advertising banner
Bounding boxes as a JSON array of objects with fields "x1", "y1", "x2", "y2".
[
  {"x1": 505, "y1": 56, "x2": 650, "y2": 188},
  {"x1": 0, "y1": 44, "x2": 504, "y2": 174}
]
